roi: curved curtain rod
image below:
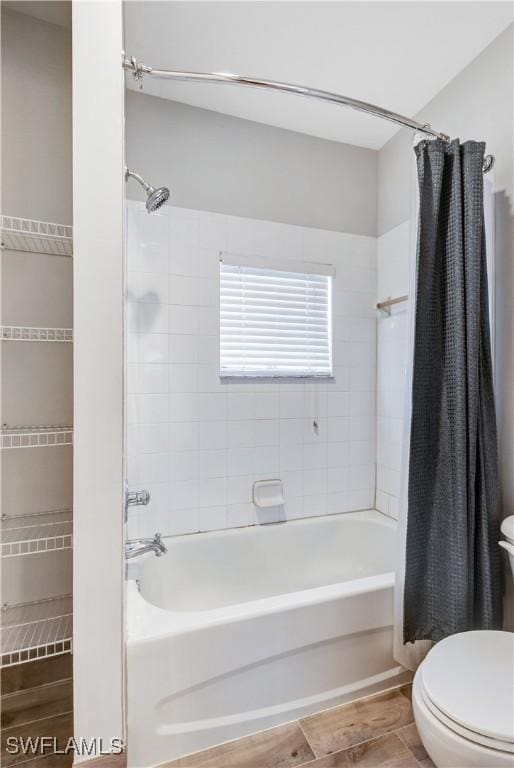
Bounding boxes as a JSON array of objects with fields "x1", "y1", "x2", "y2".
[{"x1": 123, "y1": 56, "x2": 495, "y2": 172}]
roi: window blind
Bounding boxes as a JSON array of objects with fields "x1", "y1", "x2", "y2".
[{"x1": 220, "y1": 256, "x2": 333, "y2": 378}]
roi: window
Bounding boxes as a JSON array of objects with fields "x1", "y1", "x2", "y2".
[{"x1": 220, "y1": 254, "x2": 334, "y2": 378}]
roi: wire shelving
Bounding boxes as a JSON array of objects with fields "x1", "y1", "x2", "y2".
[
  {"x1": 1, "y1": 215, "x2": 73, "y2": 257},
  {"x1": 2, "y1": 510, "x2": 73, "y2": 558},
  {"x1": 1, "y1": 595, "x2": 73, "y2": 667},
  {"x1": 1, "y1": 426, "x2": 73, "y2": 449},
  {"x1": 1, "y1": 326, "x2": 73, "y2": 342}
]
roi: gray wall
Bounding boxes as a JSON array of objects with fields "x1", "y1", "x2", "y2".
[
  {"x1": 1, "y1": 7, "x2": 72, "y2": 224},
  {"x1": 378, "y1": 25, "x2": 513, "y2": 236},
  {"x1": 125, "y1": 91, "x2": 378, "y2": 237}
]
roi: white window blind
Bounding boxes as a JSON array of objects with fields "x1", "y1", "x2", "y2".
[{"x1": 220, "y1": 254, "x2": 333, "y2": 378}]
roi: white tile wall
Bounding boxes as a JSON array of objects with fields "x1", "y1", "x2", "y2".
[
  {"x1": 376, "y1": 220, "x2": 411, "y2": 520},
  {"x1": 126, "y1": 202, "x2": 377, "y2": 537}
]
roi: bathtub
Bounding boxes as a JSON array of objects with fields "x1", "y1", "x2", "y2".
[{"x1": 127, "y1": 509, "x2": 408, "y2": 766}]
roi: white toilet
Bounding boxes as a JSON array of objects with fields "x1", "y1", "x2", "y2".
[{"x1": 412, "y1": 516, "x2": 514, "y2": 768}]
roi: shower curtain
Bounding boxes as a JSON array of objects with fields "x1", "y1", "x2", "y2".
[{"x1": 394, "y1": 138, "x2": 503, "y2": 669}]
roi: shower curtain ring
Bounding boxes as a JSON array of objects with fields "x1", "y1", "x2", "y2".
[
  {"x1": 422, "y1": 124, "x2": 450, "y2": 142},
  {"x1": 483, "y1": 155, "x2": 495, "y2": 173},
  {"x1": 128, "y1": 56, "x2": 150, "y2": 89}
]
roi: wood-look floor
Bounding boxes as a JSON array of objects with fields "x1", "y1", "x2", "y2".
[
  {"x1": 1, "y1": 669, "x2": 435, "y2": 768},
  {"x1": 162, "y1": 685, "x2": 435, "y2": 768},
  {"x1": 1, "y1": 655, "x2": 74, "y2": 768},
  {"x1": 77, "y1": 755, "x2": 127, "y2": 768}
]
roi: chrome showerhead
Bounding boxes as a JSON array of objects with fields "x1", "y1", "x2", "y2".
[
  {"x1": 146, "y1": 185, "x2": 170, "y2": 213},
  {"x1": 125, "y1": 167, "x2": 170, "y2": 214}
]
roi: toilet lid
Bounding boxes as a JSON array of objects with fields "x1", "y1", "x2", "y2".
[
  {"x1": 501, "y1": 516, "x2": 514, "y2": 544},
  {"x1": 420, "y1": 631, "x2": 514, "y2": 747}
]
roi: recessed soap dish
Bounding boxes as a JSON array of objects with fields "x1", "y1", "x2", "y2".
[{"x1": 252, "y1": 479, "x2": 284, "y2": 509}]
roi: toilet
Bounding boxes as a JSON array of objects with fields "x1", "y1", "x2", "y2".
[{"x1": 412, "y1": 516, "x2": 514, "y2": 768}]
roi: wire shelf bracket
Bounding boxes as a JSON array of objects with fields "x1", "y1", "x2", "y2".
[{"x1": 1, "y1": 215, "x2": 73, "y2": 257}]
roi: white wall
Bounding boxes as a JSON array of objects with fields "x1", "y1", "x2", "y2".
[
  {"x1": 375, "y1": 221, "x2": 410, "y2": 519},
  {"x1": 126, "y1": 202, "x2": 376, "y2": 537},
  {"x1": 72, "y1": 0, "x2": 125, "y2": 754}
]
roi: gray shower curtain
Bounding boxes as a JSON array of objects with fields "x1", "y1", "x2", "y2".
[{"x1": 403, "y1": 139, "x2": 503, "y2": 644}]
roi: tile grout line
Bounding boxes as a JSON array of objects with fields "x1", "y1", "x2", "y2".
[
  {"x1": 296, "y1": 718, "x2": 319, "y2": 762},
  {"x1": 1, "y1": 678, "x2": 73, "y2": 701},
  {"x1": 300, "y1": 684, "x2": 416, "y2": 764},
  {"x1": 6, "y1": 750, "x2": 73, "y2": 768},
  {"x1": 1, "y1": 709, "x2": 74, "y2": 733},
  {"x1": 3, "y1": 737, "x2": 75, "y2": 768},
  {"x1": 395, "y1": 726, "x2": 426, "y2": 768},
  {"x1": 295, "y1": 689, "x2": 415, "y2": 763},
  {"x1": 291, "y1": 728, "x2": 419, "y2": 768},
  {"x1": 297, "y1": 681, "x2": 411, "y2": 731}
]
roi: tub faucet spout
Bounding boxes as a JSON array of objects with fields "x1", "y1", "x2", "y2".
[{"x1": 125, "y1": 533, "x2": 167, "y2": 559}]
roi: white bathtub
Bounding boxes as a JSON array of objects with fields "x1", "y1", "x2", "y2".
[{"x1": 127, "y1": 509, "x2": 407, "y2": 766}]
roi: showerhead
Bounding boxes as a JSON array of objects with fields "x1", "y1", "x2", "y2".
[
  {"x1": 125, "y1": 167, "x2": 170, "y2": 214},
  {"x1": 146, "y1": 185, "x2": 170, "y2": 213}
]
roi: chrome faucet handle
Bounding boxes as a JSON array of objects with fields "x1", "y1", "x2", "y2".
[
  {"x1": 154, "y1": 532, "x2": 167, "y2": 556},
  {"x1": 126, "y1": 489, "x2": 151, "y2": 507}
]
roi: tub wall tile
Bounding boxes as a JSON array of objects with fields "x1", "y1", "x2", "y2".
[
  {"x1": 375, "y1": 220, "x2": 410, "y2": 519},
  {"x1": 126, "y1": 202, "x2": 377, "y2": 536}
]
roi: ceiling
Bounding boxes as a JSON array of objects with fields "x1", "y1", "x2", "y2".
[
  {"x1": 3, "y1": 1, "x2": 71, "y2": 28},
  {"x1": 124, "y1": 1, "x2": 513, "y2": 149}
]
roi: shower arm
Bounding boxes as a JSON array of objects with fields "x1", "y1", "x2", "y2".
[
  {"x1": 125, "y1": 167, "x2": 152, "y2": 192},
  {"x1": 123, "y1": 56, "x2": 494, "y2": 172}
]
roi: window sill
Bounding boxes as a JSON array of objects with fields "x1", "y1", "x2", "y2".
[{"x1": 219, "y1": 374, "x2": 335, "y2": 382}]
